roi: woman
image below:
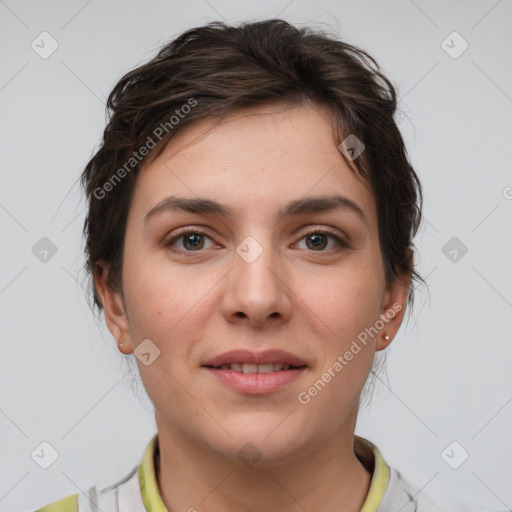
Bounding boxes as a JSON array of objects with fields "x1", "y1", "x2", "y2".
[{"x1": 33, "y1": 18, "x2": 499, "y2": 512}]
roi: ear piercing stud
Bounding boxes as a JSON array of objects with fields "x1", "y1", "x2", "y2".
[{"x1": 384, "y1": 334, "x2": 390, "y2": 341}]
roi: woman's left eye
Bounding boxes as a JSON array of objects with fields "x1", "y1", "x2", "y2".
[
  {"x1": 164, "y1": 228, "x2": 349, "y2": 254},
  {"x1": 296, "y1": 229, "x2": 349, "y2": 252}
]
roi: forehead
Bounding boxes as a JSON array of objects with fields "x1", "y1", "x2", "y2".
[{"x1": 131, "y1": 102, "x2": 377, "y2": 229}]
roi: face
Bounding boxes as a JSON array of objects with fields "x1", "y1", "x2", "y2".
[{"x1": 96, "y1": 101, "x2": 410, "y2": 464}]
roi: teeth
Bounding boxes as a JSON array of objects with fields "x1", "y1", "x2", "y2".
[
  {"x1": 217, "y1": 363, "x2": 296, "y2": 373},
  {"x1": 242, "y1": 363, "x2": 258, "y2": 374},
  {"x1": 257, "y1": 364, "x2": 274, "y2": 374}
]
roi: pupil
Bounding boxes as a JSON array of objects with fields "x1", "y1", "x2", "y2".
[
  {"x1": 185, "y1": 234, "x2": 203, "y2": 250},
  {"x1": 308, "y1": 234, "x2": 326, "y2": 249}
]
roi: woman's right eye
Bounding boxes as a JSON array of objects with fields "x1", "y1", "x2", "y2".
[{"x1": 165, "y1": 230, "x2": 216, "y2": 252}]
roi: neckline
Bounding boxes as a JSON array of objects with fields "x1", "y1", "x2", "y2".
[{"x1": 138, "y1": 433, "x2": 390, "y2": 512}]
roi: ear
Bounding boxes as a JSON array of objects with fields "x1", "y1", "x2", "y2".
[
  {"x1": 375, "y1": 270, "x2": 411, "y2": 352},
  {"x1": 93, "y1": 260, "x2": 134, "y2": 354}
]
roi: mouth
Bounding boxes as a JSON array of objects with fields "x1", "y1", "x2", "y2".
[
  {"x1": 202, "y1": 349, "x2": 308, "y2": 394},
  {"x1": 202, "y1": 349, "x2": 308, "y2": 368},
  {"x1": 205, "y1": 362, "x2": 306, "y2": 373}
]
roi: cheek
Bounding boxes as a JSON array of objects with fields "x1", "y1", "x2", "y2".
[
  {"x1": 121, "y1": 245, "x2": 196, "y2": 347},
  {"x1": 307, "y1": 264, "x2": 384, "y2": 337},
  {"x1": 302, "y1": 266, "x2": 383, "y2": 390}
]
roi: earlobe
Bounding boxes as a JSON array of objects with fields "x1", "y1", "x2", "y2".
[
  {"x1": 376, "y1": 272, "x2": 411, "y2": 352},
  {"x1": 93, "y1": 260, "x2": 134, "y2": 354}
]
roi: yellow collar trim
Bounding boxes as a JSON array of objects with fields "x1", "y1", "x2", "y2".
[
  {"x1": 357, "y1": 436, "x2": 391, "y2": 511},
  {"x1": 139, "y1": 433, "x2": 390, "y2": 511},
  {"x1": 139, "y1": 433, "x2": 168, "y2": 512}
]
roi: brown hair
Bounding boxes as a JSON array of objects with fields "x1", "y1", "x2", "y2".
[{"x1": 81, "y1": 18, "x2": 424, "y2": 319}]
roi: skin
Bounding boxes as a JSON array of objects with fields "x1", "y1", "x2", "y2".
[{"x1": 95, "y1": 101, "x2": 411, "y2": 512}]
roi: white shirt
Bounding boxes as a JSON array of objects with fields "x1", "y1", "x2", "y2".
[{"x1": 34, "y1": 433, "x2": 505, "y2": 512}]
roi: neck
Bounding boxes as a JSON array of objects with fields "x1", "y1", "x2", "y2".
[{"x1": 154, "y1": 426, "x2": 372, "y2": 512}]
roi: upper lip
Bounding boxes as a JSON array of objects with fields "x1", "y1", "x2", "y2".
[{"x1": 202, "y1": 349, "x2": 307, "y2": 368}]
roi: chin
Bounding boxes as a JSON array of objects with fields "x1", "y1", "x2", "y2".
[{"x1": 208, "y1": 413, "x2": 310, "y2": 466}]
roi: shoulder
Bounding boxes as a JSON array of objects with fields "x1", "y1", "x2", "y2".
[
  {"x1": 356, "y1": 436, "x2": 501, "y2": 512},
  {"x1": 382, "y1": 465, "x2": 501, "y2": 512},
  {"x1": 33, "y1": 493, "x2": 78, "y2": 512},
  {"x1": 30, "y1": 434, "x2": 158, "y2": 512},
  {"x1": 31, "y1": 464, "x2": 142, "y2": 512}
]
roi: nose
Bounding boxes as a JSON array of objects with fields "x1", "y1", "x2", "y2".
[{"x1": 220, "y1": 237, "x2": 293, "y2": 329}]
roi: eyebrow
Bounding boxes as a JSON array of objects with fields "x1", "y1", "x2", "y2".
[{"x1": 144, "y1": 194, "x2": 368, "y2": 227}]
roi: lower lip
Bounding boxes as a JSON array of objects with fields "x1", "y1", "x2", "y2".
[{"x1": 204, "y1": 367, "x2": 307, "y2": 394}]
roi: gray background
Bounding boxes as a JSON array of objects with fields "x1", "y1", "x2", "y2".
[{"x1": 1, "y1": 0, "x2": 511, "y2": 510}]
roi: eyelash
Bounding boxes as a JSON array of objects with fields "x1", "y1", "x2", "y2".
[{"x1": 164, "y1": 226, "x2": 350, "y2": 255}]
